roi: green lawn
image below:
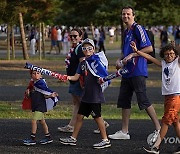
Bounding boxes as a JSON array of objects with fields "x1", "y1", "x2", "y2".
[{"x1": 0, "y1": 101, "x2": 164, "y2": 119}]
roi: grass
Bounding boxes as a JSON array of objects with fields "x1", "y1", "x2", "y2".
[{"x1": 0, "y1": 101, "x2": 164, "y2": 119}]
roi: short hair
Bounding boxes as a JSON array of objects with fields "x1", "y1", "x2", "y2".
[
  {"x1": 122, "y1": 6, "x2": 135, "y2": 16},
  {"x1": 159, "y1": 43, "x2": 179, "y2": 58}
]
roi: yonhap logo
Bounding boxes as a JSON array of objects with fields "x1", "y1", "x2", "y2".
[{"x1": 164, "y1": 137, "x2": 180, "y2": 144}]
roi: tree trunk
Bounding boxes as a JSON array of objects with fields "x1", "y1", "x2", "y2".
[
  {"x1": 38, "y1": 22, "x2": 42, "y2": 60},
  {"x1": 7, "y1": 24, "x2": 10, "y2": 60},
  {"x1": 11, "y1": 25, "x2": 15, "y2": 59},
  {"x1": 42, "y1": 22, "x2": 45, "y2": 58},
  {"x1": 19, "y1": 12, "x2": 29, "y2": 60}
]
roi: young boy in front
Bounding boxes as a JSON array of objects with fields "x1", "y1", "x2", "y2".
[{"x1": 59, "y1": 38, "x2": 111, "y2": 149}]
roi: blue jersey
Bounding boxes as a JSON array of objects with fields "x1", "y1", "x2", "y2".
[{"x1": 122, "y1": 22, "x2": 152, "y2": 78}]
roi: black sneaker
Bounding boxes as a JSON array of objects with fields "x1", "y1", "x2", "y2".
[
  {"x1": 59, "y1": 136, "x2": 77, "y2": 146},
  {"x1": 173, "y1": 146, "x2": 180, "y2": 154},
  {"x1": 93, "y1": 139, "x2": 111, "y2": 149},
  {"x1": 39, "y1": 138, "x2": 53, "y2": 145},
  {"x1": 143, "y1": 146, "x2": 160, "y2": 154},
  {"x1": 23, "y1": 139, "x2": 36, "y2": 146}
]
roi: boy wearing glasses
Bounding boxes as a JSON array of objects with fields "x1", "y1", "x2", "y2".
[
  {"x1": 59, "y1": 38, "x2": 111, "y2": 149},
  {"x1": 131, "y1": 42, "x2": 180, "y2": 154}
]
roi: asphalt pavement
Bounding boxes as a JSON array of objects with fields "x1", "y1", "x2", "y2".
[{"x1": 0, "y1": 119, "x2": 178, "y2": 154}]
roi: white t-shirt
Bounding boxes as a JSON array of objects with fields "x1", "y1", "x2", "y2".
[
  {"x1": 57, "y1": 29, "x2": 62, "y2": 41},
  {"x1": 162, "y1": 57, "x2": 180, "y2": 95},
  {"x1": 109, "y1": 28, "x2": 114, "y2": 36}
]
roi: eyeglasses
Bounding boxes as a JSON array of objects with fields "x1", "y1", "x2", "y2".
[
  {"x1": 82, "y1": 46, "x2": 93, "y2": 51},
  {"x1": 70, "y1": 35, "x2": 78, "y2": 39},
  {"x1": 164, "y1": 52, "x2": 175, "y2": 57}
]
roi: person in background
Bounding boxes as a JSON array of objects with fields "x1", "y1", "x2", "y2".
[
  {"x1": 98, "y1": 26, "x2": 106, "y2": 53},
  {"x1": 48, "y1": 26, "x2": 58, "y2": 54},
  {"x1": 57, "y1": 26, "x2": 63, "y2": 54},
  {"x1": 160, "y1": 27, "x2": 168, "y2": 48}
]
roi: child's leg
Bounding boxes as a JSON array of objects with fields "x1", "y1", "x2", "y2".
[
  {"x1": 173, "y1": 117, "x2": 180, "y2": 138},
  {"x1": 71, "y1": 114, "x2": 84, "y2": 139},
  {"x1": 69, "y1": 95, "x2": 81, "y2": 127},
  {"x1": 40, "y1": 119, "x2": 49, "y2": 134},
  {"x1": 94, "y1": 117, "x2": 108, "y2": 140},
  {"x1": 30, "y1": 119, "x2": 37, "y2": 140},
  {"x1": 153, "y1": 122, "x2": 169, "y2": 148}
]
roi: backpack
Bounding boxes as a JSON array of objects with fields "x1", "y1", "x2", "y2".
[{"x1": 133, "y1": 24, "x2": 155, "y2": 64}]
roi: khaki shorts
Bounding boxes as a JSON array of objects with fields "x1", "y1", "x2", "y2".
[{"x1": 32, "y1": 111, "x2": 44, "y2": 120}]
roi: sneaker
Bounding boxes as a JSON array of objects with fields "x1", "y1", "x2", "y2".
[
  {"x1": 108, "y1": 130, "x2": 130, "y2": 140},
  {"x1": 39, "y1": 138, "x2": 53, "y2": 145},
  {"x1": 93, "y1": 121, "x2": 110, "y2": 134},
  {"x1": 173, "y1": 146, "x2": 180, "y2": 154},
  {"x1": 59, "y1": 136, "x2": 77, "y2": 146},
  {"x1": 143, "y1": 146, "x2": 160, "y2": 154},
  {"x1": 58, "y1": 125, "x2": 74, "y2": 133},
  {"x1": 147, "y1": 130, "x2": 160, "y2": 147},
  {"x1": 23, "y1": 139, "x2": 36, "y2": 145},
  {"x1": 93, "y1": 139, "x2": 111, "y2": 149}
]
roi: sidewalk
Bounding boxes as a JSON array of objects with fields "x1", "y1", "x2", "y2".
[{"x1": 0, "y1": 119, "x2": 177, "y2": 154}]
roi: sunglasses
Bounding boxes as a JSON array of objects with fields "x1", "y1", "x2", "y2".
[
  {"x1": 70, "y1": 35, "x2": 78, "y2": 39},
  {"x1": 82, "y1": 46, "x2": 93, "y2": 51}
]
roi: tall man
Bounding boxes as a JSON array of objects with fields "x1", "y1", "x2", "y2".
[{"x1": 108, "y1": 6, "x2": 161, "y2": 140}]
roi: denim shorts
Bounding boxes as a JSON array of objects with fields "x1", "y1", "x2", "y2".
[
  {"x1": 68, "y1": 81, "x2": 83, "y2": 97},
  {"x1": 117, "y1": 76, "x2": 151, "y2": 110}
]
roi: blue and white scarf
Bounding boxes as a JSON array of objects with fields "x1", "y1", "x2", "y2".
[
  {"x1": 85, "y1": 51, "x2": 110, "y2": 92},
  {"x1": 34, "y1": 78, "x2": 59, "y2": 111}
]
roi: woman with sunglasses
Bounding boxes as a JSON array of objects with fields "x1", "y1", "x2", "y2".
[{"x1": 58, "y1": 28, "x2": 85, "y2": 133}]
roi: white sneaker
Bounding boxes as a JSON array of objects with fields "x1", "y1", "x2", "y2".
[
  {"x1": 108, "y1": 130, "x2": 130, "y2": 140},
  {"x1": 58, "y1": 125, "x2": 74, "y2": 133},
  {"x1": 93, "y1": 121, "x2": 110, "y2": 134},
  {"x1": 93, "y1": 139, "x2": 111, "y2": 149}
]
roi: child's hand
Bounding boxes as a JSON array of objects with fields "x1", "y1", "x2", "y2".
[
  {"x1": 116, "y1": 59, "x2": 124, "y2": 70},
  {"x1": 130, "y1": 41, "x2": 138, "y2": 53},
  {"x1": 51, "y1": 92, "x2": 58, "y2": 97},
  {"x1": 98, "y1": 77, "x2": 104, "y2": 84}
]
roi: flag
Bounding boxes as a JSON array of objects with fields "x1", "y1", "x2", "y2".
[{"x1": 85, "y1": 51, "x2": 110, "y2": 92}]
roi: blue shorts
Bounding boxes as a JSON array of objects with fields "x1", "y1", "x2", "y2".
[
  {"x1": 51, "y1": 40, "x2": 57, "y2": 46},
  {"x1": 69, "y1": 81, "x2": 83, "y2": 97},
  {"x1": 117, "y1": 76, "x2": 151, "y2": 110}
]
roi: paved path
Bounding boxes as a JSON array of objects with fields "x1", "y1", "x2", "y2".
[
  {"x1": 0, "y1": 119, "x2": 178, "y2": 154},
  {"x1": 0, "y1": 49, "x2": 163, "y2": 103}
]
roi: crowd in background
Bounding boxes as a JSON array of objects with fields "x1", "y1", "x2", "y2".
[{"x1": 0, "y1": 24, "x2": 180, "y2": 55}]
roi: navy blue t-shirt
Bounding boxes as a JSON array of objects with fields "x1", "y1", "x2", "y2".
[
  {"x1": 76, "y1": 60, "x2": 105, "y2": 104},
  {"x1": 30, "y1": 90, "x2": 47, "y2": 112}
]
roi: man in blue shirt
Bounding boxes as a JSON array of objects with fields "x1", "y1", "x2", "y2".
[{"x1": 108, "y1": 6, "x2": 161, "y2": 141}]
